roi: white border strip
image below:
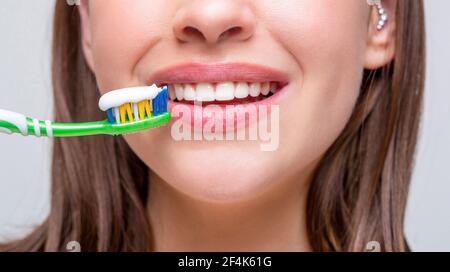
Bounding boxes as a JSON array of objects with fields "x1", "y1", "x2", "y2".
[
  {"x1": 45, "y1": 120, "x2": 53, "y2": 137},
  {"x1": 33, "y1": 118, "x2": 41, "y2": 137}
]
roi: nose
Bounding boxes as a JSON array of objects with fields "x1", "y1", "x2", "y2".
[{"x1": 173, "y1": 0, "x2": 256, "y2": 45}]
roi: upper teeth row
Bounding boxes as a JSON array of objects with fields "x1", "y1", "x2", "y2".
[{"x1": 168, "y1": 82, "x2": 278, "y2": 102}]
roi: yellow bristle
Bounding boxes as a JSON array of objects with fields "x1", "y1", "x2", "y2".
[
  {"x1": 138, "y1": 101, "x2": 145, "y2": 120},
  {"x1": 125, "y1": 103, "x2": 134, "y2": 122},
  {"x1": 120, "y1": 105, "x2": 126, "y2": 123},
  {"x1": 144, "y1": 100, "x2": 152, "y2": 117}
]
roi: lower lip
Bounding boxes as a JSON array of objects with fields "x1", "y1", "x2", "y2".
[{"x1": 167, "y1": 84, "x2": 288, "y2": 131}]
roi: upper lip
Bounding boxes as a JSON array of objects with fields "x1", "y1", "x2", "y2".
[{"x1": 146, "y1": 62, "x2": 289, "y2": 86}]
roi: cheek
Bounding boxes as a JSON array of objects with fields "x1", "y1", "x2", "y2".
[
  {"x1": 88, "y1": 0, "x2": 169, "y2": 91},
  {"x1": 263, "y1": 0, "x2": 367, "y2": 83},
  {"x1": 264, "y1": 0, "x2": 367, "y2": 162}
]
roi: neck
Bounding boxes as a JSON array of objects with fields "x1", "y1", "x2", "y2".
[{"x1": 146, "y1": 168, "x2": 314, "y2": 252}]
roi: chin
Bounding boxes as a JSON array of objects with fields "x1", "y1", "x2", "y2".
[{"x1": 153, "y1": 142, "x2": 281, "y2": 203}]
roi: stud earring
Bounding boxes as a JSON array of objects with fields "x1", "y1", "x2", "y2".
[{"x1": 367, "y1": 0, "x2": 388, "y2": 30}]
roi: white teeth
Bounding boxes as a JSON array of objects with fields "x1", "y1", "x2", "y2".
[
  {"x1": 184, "y1": 84, "x2": 196, "y2": 101},
  {"x1": 215, "y1": 82, "x2": 235, "y2": 101},
  {"x1": 169, "y1": 85, "x2": 176, "y2": 101},
  {"x1": 261, "y1": 82, "x2": 270, "y2": 96},
  {"x1": 196, "y1": 83, "x2": 215, "y2": 102},
  {"x1": 167, "y1": 81, "x2": 278, "y2": 102},
  {"x1": 235, "y1": 82, "x2": 249, "y2": 99},
  {"x1": 249, "y1": 82, "x2": 261, "y2": 97},
  {"x1": 175, "y1": 84, "x2": 184, "y2": 101},
  {"x1": 270, "y1": 82, "x2": 278, "y2": 93}
]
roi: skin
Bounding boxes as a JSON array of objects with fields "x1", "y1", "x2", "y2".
[{"x1": 78, "y1": 0, "x2": 396, "y2": 251}]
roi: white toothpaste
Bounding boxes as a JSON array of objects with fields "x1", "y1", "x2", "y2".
[{"x1": 98, "y1": 85, "x2": 161, "y2": 111}]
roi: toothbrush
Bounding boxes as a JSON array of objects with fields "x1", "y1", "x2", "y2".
[{"x1": 0, "y1": 85, "x2": 170, "y2": 137}]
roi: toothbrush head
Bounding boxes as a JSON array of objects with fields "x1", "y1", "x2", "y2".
[
  {"x1": 97, "y1": 85, "x2": 170, "y2": 135},
  {"x1": 99, "y1": 85, "x2": 169, "y2": 124}
]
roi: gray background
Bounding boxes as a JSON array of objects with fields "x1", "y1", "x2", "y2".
[{"x1": 0, "y1": 0, "x2": 449, "y2": 251}]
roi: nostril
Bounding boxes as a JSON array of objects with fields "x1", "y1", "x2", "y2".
[
  {"x1": 182, "y1": 26, "x2": 205, "y2": 41},
  {"x1": 219, "y1": 26, "x2": 243, "y2": 41}
]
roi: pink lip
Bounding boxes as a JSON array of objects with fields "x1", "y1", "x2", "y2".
[
  {"x1": 146, "y1": 62, "x2": 290, "y2": 130},
  {"x1": 147, "y1": 62, "x2": 289, "y2": 85}
]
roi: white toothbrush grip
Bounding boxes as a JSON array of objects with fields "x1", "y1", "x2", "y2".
[{"x1": 0, "y1": 109, "x2": 28, "y2": 135}]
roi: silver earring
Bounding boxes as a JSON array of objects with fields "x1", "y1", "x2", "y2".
[{"x1": 367, "y1": 0, "x2": 388, "y2": 30}]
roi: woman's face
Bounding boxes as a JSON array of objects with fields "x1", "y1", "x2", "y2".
[{"x1": 79, "y1": 0, "x2": 392, "y2": 202}]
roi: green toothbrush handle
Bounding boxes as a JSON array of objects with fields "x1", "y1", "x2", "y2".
[{"x1": 0, "y1": 109, "x2": 170, "y2": 137}]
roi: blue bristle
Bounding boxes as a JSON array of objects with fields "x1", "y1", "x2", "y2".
[
  {"x1": 153, "y1": 86, "x2": 168, "y2": 116},
  {"x1": 106, "y1": 108, "x2": 115, "y2": 124},
  {"x1": 162, "y1": 87, "x2": 168, "y2": 112},
  {"x1": 152, "y1": 94, "x2": 159, "y2": 116},
  {"x1": 158, "y1": 91, "x2": 162, "y2": 114}
]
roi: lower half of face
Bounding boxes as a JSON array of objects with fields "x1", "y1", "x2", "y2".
[{"x1": 84, "y1": 0, "x2": 368, "y2": 202}]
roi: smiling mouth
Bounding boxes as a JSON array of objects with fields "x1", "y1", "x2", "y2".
[
  {"x1": 147, "y1": 62, "x2": 289, "y2": 107},
  {"x1": 166, "y1": 81, "x2": 283, "y2": 106}
]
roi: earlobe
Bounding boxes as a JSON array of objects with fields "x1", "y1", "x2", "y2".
[
  {"x1": 364, "y1": 0, "x2": 397, "y2": 70},
  {"x1": 78, "y1": 0, "x2": 95, "y2": 71}
]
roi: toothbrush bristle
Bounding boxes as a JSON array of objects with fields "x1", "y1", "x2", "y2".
[
  {"x1": 152, "y1": 86, "x2": 168, "y2": 116},
  {"x1": 106, "y1": 86, "x2": 168, "y2": 124},
  {"x1": 106, "y1": 109, "x2": 115, "y2": 124}
]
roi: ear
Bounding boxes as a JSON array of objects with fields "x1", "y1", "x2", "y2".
[
  {"x1": 364, "y1": 0, "x2": 397, "y2": 70},
  {"x1": 78, "y1": 0, "x2": 95, "y2": 71}
]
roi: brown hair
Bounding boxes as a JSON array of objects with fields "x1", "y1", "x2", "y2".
[{"x1": 1, "y1": 0, "x2": 425, "y2": 251}]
